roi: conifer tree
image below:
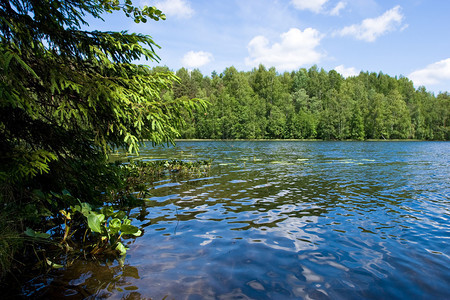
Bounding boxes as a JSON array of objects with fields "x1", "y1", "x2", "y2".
[{"x1": 0, "y1": 0, "x2": 205, "y2": 206}]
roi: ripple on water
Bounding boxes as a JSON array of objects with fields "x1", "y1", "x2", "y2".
[{"x1": 25, "y1": 141, "x2": 450, "y2": 299}]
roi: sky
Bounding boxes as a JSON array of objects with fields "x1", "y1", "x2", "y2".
[{"x1": 87, "y1": 0, "x2": 450, "y2": 94}]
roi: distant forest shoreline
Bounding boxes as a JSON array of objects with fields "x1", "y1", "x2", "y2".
[
  {"x1": 173, "y1": 139, "x2": 432, "y2": 142},
  {"x1": 156, "y1": 64, "x2": 449, "y2": 141}
]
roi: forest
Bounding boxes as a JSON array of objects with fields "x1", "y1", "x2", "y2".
[
  {"x1": 164, "y1": 65, "x2": 449, "y2": 140},
  {"x1": 1, "y1": 0, "x2": 449, "y2": 293}
]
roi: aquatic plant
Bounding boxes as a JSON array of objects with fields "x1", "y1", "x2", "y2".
[{"x1": 60, "y1": 202, "x2": 141, "y2": 257}]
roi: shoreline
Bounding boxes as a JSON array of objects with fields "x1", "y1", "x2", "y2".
[{"x1": 173, "y1": 139, "x2": 436, "y2": 142}]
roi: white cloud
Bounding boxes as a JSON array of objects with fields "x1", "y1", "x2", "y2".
[
  {"x1": 291, "y1": 0, "x2": 328, "y2": 13},
  {"x1": 181, "y1": 51, "x2": 213, "y2": 68},
  {"x1": 334, "y1": 65, "x2": 359, "y2": 77},
  {"x1": 245, "y1": 28, "x2": 323, "y2": 71},
  {"x1": 337, "y1": 5, "x2": 405, "y2": 42},
  {"x1": 154, "y1": 0, "x2": 194, "y2": 19},
  {"x1": 408, "y1": 58, "x2": 450, "y2": 87},
  {"x1": 329, "y1": 1, "x2": 347, "y2": 16}
]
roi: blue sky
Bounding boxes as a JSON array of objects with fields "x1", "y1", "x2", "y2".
[{"x1": 88, "y1": 0, "x2": 450, "y2": 94}]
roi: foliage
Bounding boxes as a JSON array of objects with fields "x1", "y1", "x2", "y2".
[
  {"x1": 0, "y1": 0, "x2": 206, "y2": 194},
  {"x1": 60, "y1": 201, "x2": 141, "y2": 256},
  {"x1": 133, "y1": 159, "x2": 212, "y2": 178},
  {"x1": 0, "y1": 156, "x2": 211, "y2": 287},
  {"x1": 172, "y1": 65, "x2": 448, "y2": 141},
  {"x1": 0, "y1": 0, "x2": 207, "y2": 281}
]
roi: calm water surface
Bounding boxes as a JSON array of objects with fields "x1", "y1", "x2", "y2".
[{"x1": 27, "y1": 141, "x2": 450, "y2": 299}]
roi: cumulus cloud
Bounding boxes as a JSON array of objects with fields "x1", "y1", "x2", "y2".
[
  {"x1": 408, "y1": 58, "x2": 450, "y2": 87},
  {"x1": 334, "y1": 65, "x2": 359, "y2": 77},
  {"x1": 336, "y1": 5, "x2": 405, "y2": 42},
  {"x1": 181, "y1": 51, "x2": 213, "y2": 68},
  {"x1": 245, "y1": 28, "x2": 324, "y2": 71},
  {"x1": 290, "y1": 0, "x2": 328, "y2": 13},
  {"x1": 154, "y1": 0, "x2": 194, "y2": 19},
  {"x1": 329, "y1": 1, "x2": 347, "y2": 16}
]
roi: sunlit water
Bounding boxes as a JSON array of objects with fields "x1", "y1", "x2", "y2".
[{"x1": 24, "y1": 141, "x2": 450, "y2": 299}]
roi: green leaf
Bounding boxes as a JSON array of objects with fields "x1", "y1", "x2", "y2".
[
  {"x1": 101, "y1": 206, "x2": 115, "y2": 217},
  {"x1": 115, "y1": 242, "x2": 127, "y2": 255},
  {"x1": 109, "y1": 218, "x2": 122, "y2": 235},
  {"x1": 87, "y1": 213, "x2": 104, "y2": 233},
  {"x1": 121, "y1": 224, "x2": 140, "y2": 236},
  {"x1": 46, "y1": 258, "x2": 64, "y2": 269},
  {"x1": 80, "y1": 202, "x2": 93, "y2": 216},
  {"x1": 24, "y1": 228, "x2": 51, "y2": 239},
  {"x1": 114, "y1": 210, "x2": 127, "y2": 219},
  {"x1": 60, "y1": 210, "x2": 71, "y2": 220}
]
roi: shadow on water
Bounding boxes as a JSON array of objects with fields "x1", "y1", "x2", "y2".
[
  {"x1": 22, "y1": 261, "x2": 143, "y2": 299},
  {"x1": 20, "y1": 141, "x2": 450, "y2": 299}
]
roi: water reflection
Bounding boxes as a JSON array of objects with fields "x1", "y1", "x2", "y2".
[
  {"x1": 23, "y1": 260, "x2": 143, "y2": 299},
  {"x1": 24, "y1": 141, "x2": 450, "y2": 299}
]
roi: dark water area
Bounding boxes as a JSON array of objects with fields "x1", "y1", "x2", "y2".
[{"x1": 22, "y1": 141, "x2": 450, "y2": 299}]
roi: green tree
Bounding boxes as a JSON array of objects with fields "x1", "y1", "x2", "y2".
[
  {"x1": 0, "y1": 0, "x2": 205, "y2": 269},
  {"x1": 385, "y1": 90, "x2": 411, "y2": 139},
  {"x1": 1, "y1": 0, "x2": 206, "y2": 176},
  {"x1": 173, "y1": 63, "x2": 447, "y2": 141},
  {"x1": 433, "y1": 92, "x2": 450, "y2": 140},
  {"x1": 349, "y1": 104, "x2": 365, "y2": 140},
  {"x1": 291, "y1": 68, "x2": 309, "y2": 92},
  {"x1": 267, "y1": 105, "x2": 286, "y2": 138}
]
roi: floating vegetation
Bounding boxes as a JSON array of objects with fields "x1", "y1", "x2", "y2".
[
  {"x1": 121, "y1": 159, "x2": 211, "y2": 178},
  {"x1": 115, "y1": 159, "x2": 212, "y2": 195},
  {"x1": 270, "y1": 161, "x2": 294, "y2": 165}
]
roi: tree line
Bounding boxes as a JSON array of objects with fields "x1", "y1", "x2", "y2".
[{"x1": 161, "y1": 65, "x2": 449, "y2": 140}]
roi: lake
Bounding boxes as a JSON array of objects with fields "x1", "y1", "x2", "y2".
[{"x1": 24, "y1": 141, "x2": 450, "y2": 299}]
